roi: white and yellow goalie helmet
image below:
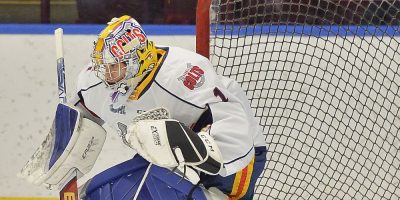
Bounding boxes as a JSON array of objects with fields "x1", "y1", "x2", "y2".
[{"x1": 91, "y1": 15, "x2": 157, "y2": 88}]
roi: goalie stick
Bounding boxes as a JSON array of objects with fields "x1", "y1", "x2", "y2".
[
  {"x1": 55, "y1": 28, "x2": 79, "y2": 200},
  {"x1": 55, "y1": 28, "x2": 67, "y2": 104}
]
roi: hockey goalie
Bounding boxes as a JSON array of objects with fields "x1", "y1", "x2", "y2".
[{"x1": 18, "y1": 15, "x2": 267, "y2": 200}]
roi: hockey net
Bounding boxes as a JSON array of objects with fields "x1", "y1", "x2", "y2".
[{"x1": 196, "y1": 0, "x2": 400, "y2": 199}]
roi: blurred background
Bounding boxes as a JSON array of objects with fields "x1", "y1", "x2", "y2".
[
  {"x1": 0, "y1": 0, "x2": 197, "y2": 24},
  {"x1": 1, "y1": 0, "x2": 399, "y2": 25}
]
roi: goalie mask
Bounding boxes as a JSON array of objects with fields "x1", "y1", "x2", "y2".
[{"x1": 91, "y1": 15, "x2": 157, "y2": 88}]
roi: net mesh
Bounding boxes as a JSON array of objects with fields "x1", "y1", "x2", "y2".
[{"x1": 209, "y1": 0, "x2": 400, "y2": 199}]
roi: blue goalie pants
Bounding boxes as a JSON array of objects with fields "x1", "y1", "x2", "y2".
[
  {"x1": 83, "y1": 155, "x2": 207, "y2": 200},
  {"x1": 83, "y1": 146, "x2": 267, "y2": 200}
]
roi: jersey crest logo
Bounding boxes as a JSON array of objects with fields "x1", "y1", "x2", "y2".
[{"x1": 178, "y1": 63, "x2": 205, "y2": 90}]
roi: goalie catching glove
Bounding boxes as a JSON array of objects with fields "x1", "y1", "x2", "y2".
[{"x1": 126, "y1": 119, "x2": 223, "y2": 175}]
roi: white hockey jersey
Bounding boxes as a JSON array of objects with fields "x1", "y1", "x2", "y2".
[{"x1": 75, "y1": 46, "x2": 266, "y2": 176}]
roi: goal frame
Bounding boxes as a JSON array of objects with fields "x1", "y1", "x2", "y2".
[{"x1": 196, "y1": 0, "x2": 211, "y2": 58}]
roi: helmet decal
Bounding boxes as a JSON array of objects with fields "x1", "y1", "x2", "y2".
[
  {"x1": 104, "y1": 22, "x2": 146, "y2": 59},
  {"x1": 136, "y1": 41, "x2": 158, "y2": 77},
  {"x1": 91, "y1": 15, "x2": 157, "y2": 88}
]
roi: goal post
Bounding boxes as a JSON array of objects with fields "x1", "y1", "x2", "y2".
[
  {"x1": 196, "y1": 0, "x2": 211, "y2": 58},
  {"x1": 196, "y1": 0, "x2": 400, "y2": 199}
]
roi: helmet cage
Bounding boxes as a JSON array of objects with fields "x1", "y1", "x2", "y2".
[{"x1": 91, "y1": 52, "x2": 140, "y2": 87}]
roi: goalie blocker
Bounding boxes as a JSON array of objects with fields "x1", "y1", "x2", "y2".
[{"x1": 127, "y1": 119, "x2": 223, "y2": 175}]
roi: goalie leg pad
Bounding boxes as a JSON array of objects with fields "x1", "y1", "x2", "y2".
[{"x1": 18, "y1": 103, "x2": 107, "y2": 188}]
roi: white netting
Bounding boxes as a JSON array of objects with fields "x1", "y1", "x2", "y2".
[{"x1": 209, "y1": 0, "x2": 400, "y2": 199}]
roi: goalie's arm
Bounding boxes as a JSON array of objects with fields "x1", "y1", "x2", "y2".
[{"x1": 127, "y1": 119, "x2": 223, "y2": 175}]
